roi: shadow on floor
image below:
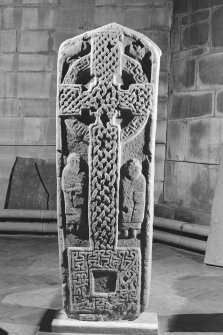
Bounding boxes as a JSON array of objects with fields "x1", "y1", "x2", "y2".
[
  {"x1": 168, "y1": 313, "x2": 223, "y2": 332},
  {"x1": 38, "y1": 309, "x2": 58, "y2": 332},
  {"x1": 0, "y1": 329, "x2": 8, "y2": 335}
]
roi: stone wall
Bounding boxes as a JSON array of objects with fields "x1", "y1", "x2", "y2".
[
  {"x1": 0, "y1": 0, "x2": 172, "y2": 209},
  {"x1": 163, "y1": 0, "x2": 223, "y2": 223}
]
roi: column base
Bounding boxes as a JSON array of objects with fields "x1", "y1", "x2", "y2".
[{"x1": 51, "y1": 310, "x2": 159, "y2": 335}]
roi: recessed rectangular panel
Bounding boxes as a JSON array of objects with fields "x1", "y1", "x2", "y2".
[{"x1": 92, "y1": 270, "x2": 117, "y2": 293}]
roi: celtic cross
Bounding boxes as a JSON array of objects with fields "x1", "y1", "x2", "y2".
[{"x1": 57, "y1": 23, "x2": 161, "y2": 321}]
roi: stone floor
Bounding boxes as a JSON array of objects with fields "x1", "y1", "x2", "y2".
[{"x1": 0, "y1": 235, "x2": 222, "y2": 335}]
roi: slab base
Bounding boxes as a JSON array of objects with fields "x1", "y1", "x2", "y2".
[{"x1": 51, "y1": 310, "x2": 159, "y2": 335}]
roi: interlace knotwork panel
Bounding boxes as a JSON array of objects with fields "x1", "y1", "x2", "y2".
[
  {"x1": 90, "y1": 118, "x2": 119, "y2": 250},
  {"x1": 68, "y1": 248, "x2": 141, "y2": 319},
  {"x1": 57, "y1": 23, "x2": 161, "y2": 320}
]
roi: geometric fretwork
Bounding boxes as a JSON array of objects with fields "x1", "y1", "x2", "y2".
[{"x1": 57, "y1": 23, "x2": 161, "y2": 321}]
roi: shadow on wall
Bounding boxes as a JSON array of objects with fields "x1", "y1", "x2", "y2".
[{"x1": 5, "y1": 157, "x2": 56, "y2": 210}]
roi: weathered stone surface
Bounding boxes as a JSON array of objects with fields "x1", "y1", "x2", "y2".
[
  {"x1": 160, "y1": 54, "x2": 170, "y2": 72},
  {"x1": 191, "y1": 0, "x2": 211, "y2": 10},
  {"x1": 0, "y1": 9, "x2": 2, "y2": 28},
  {"x1": 182, "y1": 9, "x2": 210, "y2": 25},
  {"x1": 52, "y1": 310, "x2": 158, "y2": 334},
  {"x1": 0, "y1": 54, "x2": 18, "y2": 71},
  {"x1": 171, "y1": 58, "x2": 195, "y2": 91},
  {"x1": 0, "y1": 117, "x2": 42, "y2": 144},
  {"x1": 154, "y1": 203, "x2": 174, "y2": 219},
  {"x1": 171, "y1": 15, "x2": 181, "y2": 53},
  {"x1": 190, "y1": 0, "x2": 223, "y2": 11},
  {"x1": 174, "y1": 0, "x2": 188, "y2": 14},
  {"x1": 154, "y1": 181, "x2": 163, "y2": 203},
  {"x1": 156, "y1": 120, "x2": 167, "y2": 144},
  {"x1": 186, "y1": 118, "x2": 223, "y2": 164},
  {"x1": 212, "y1": 7, "x2": 223, "y2": 47},
  {"x1": 78, "y1": 5, "x2": 95, "y2": 30},
  {"x1": 56, "y1": 23, "x2": 161, "y2": 321},
  {"x1": 171, "y1": 92, "x2": 213, "y2": 119},
  {"x1": 0, "y1": 74, "x2": 5, "y2": 98},
  {"x1": 42, "y1": 117, "x2": 56, "y2": 144},
  {"x1": 0, "y1": 98, "x2": 18, "y2": 117},
  {"x1": 4, "y1": 7, "x2": 56, "y2": 29},
  {"x1": 5, "y1": 157, "x2": 56, "y2": 210},
  {"x1": 157, "y1": 100, "x2": 167, "y2": 120},
  {"x1": 6, "y1": 157, "x2": 47, "y2": 210},
  {"x1": 0, "y1": 157, "x2": 15, "y2": 209},
  {"x1": 143, "y1": 30, "x2": 170, "y2": 53},
  {"x1": 158, "y1": 72, "x2": 168, "y2": 97},
  {"x1": 172, "y1": 46, "x2": 209, "y2": 59},
  {"x1": 125, "y1": 6, "x2": 172, "y2": 30},
  {"x1": 155, "y1": 144, "x2": 165, "y2": 163},
  {"x1": 18, "y1": 54, "x2": 56, "y2": 71},
  {"x1": 36, "y1": 159, "x2": 56, "y2": 210},
  {"x1": 0, "y1": 145, "x2": 55, "y2": 161},
  {"x1": 0, "y1": 30, "x2": 16, "y2": 53},
  {"x1": 119, "y1": 159, "x2": 146, "y2": 237},
  {"x1": 0, "y1": 0, "x2": 13, "y2": 6},
  {"x1": 216, "y1": 90, "x2": 223, "y2": 113},
  {"x1": 155, "y1": 160, "x2": 164, "y2": 182},
  {"x1": 18, "y1": 99, "x2": 55, "y2": 117},
  {"x1": 61, "y1": 153, "x2": 88, "y2": 235},
  {"x1": 5, "y1": 72, "x2": 18, "y2": 98},
  {"x1": 212, "y1": 0, "x2": 223, "y2": 6},
  {"x1": 52, "y1": 31, "x2": 76, "y2": 53},
  {"x1": 17, "y1": 73, "x2": 56, "y2": 98},
  {"x1": 205, "y1": 145, "x2": 223, "y2": 266},
  {"x1": 174, "y1": 206, "x2": 210, "y2": 226},
  {"x1": 155, "y1": 144, "x2": 165, "y2": 182},
  {"x1": 17, "y1": 31, "x2": 51, "y2": 52},
  {"x1": 56, "y1": 6, "x2": 78, "y2": 30},
  {"x1": 167, "y1": 121, "x2": 186, "y2": 161},
  {"x1": 94, "y1": 6, "x2": 124, "y2": 29},
  {"x1": 164, "y1": 161, "x2": 217, "y2": 210},
  {"x1": 199, "y1": 53, "x2": 223, "y2": 85},
  {"x1": 182, "y1": 22, "x2": 209, "y2": 49},
  {"x1": 154, "y1": 202, "x2": 211, "y2": 226}
]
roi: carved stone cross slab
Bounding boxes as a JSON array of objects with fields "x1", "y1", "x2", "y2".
[{"x1": 56, "y1": 23, "x2": 161, "y2": 322}]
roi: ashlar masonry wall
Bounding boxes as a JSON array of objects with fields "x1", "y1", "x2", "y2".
[
  {"x1": 0, "y1": 0, "x2": 173, "y2": 210},
  {"x1": 164, "y1": 0, "x2": 223, "y2": 223}
]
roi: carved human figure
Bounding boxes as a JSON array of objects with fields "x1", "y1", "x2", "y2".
[
  {"x1": 119, "y1": 159, "x2": 146, "y2": 238},
  {"x1": 56, "y1": 23, "x2": 161, "y2": 321},
  {"x1": 61, "y1": 153, "x2": 87, "y2": 233}
]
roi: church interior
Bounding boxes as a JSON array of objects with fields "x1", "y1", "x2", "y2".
[{"x1": 0, "y1": 0, "x2": 223, "y2": 334}]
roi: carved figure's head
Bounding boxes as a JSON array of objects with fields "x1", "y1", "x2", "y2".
[
  {"x1": 67, "y1": 153, "x2": 80, "y2": 172},
  {"x1": 125, "y1": 159, "x2": 142, "y2": 181}
]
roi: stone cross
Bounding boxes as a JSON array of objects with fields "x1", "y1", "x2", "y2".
[{"x1": 57, "y1": 23, "x2": 161, "y2": 322}]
